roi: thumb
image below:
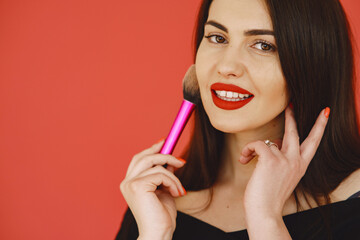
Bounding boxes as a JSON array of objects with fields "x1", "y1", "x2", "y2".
[{"x1": 152, "y1": 138, "x2": 166, "y2": 151}]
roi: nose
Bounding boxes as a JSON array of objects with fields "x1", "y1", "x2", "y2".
[{"x1": 217, "y1": 46, "x2": 246, "y2": 79}]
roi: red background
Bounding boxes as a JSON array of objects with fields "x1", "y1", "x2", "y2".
[{"x1": 0, "y1": 0, "x2": 359, "y2": 239}]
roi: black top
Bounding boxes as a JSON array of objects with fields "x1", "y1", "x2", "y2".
[{"x1": 115, "y1": 192, "x2": 360, "y2": 240}]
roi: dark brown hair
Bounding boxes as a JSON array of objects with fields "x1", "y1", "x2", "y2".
[{"x1": 176, "y1": 0, "x2": 360, "y2": 235}]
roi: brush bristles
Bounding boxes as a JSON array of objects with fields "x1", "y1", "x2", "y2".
[{"x1": 182, "y1": 64, "x2": 200, "y2": 104}]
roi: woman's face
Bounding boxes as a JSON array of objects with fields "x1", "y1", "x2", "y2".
[{"x1": 195, "y1": 0, "x2": 289, "y2": 133}]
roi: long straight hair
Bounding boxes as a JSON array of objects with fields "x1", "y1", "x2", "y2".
[{"x1": 176, "y1": 0, "x2": 360, "y2": 227}]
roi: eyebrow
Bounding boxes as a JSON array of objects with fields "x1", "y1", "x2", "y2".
[{"x1": 205, "y1": 20, "x2": 274, "y2": 36}]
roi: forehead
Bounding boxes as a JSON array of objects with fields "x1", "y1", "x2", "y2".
[{"x1": 208, "y1": 0, "x2": 273, "y2": 30}]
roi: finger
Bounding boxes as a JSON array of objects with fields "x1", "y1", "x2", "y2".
[
  {"x1": 281, "y1": 105, "x2": 300, "y2": 154},
  {"x1": 127, "y1": 140, "x2": 165, "y2": 175},
  {"x1": 157, "y1": 185, "x2": 172, "y2": 195},
  {"x1": 126, "y1": 154, "x2": 186, "y2": 179},
  {"x1": 136, "y1": 172, "x2": 183, "y2": 197},
  {"x1": 300, "y1": 108, "x2": 330, "y2": 163},
  {"x1": 137, "y1": 139, "x2": 166, "y2": 159},
  {"x1": 273, "y1": 138, "x2": 283, "y2": 150},
  {"x1": 268, "y1": 140, "x2": 284, "y2": 159},
  {"x1": 240, "y1": 140, "x2": 274, "y2": 164},
  {"x1": 138, "y1": 165, "x2": 185, "y2": 195},
  {"x1": 166, "y1": 165, "x2": 175, "y2": 173}
]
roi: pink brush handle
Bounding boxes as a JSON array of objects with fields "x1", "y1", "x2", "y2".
[{"x1": 160, "y1": 99, "x2": 195, "y2": 155}]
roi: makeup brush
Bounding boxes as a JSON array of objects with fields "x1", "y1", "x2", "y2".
[{"x1": 160, "y1": 64, "x2": 199, "y2": 155}]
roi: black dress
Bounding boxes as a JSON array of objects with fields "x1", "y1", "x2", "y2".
[{"x1": 115, "y1": 191, "x2": 360, "y2": 240}]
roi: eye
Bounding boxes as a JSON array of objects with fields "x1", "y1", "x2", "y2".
[
  {"x1": 252, "y1": 41, "x2": 276, "y2": 52},
  {"x1": 204, "y1": 34, "x2": 228, "y2": 44}
]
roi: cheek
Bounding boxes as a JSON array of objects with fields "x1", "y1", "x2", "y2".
[
  {"x1": 253, "y1": 63, "x2": 287, "y2": 97},
  {"x1": 195, "y1": 43, "x2": 213, "y2": 94},
  {"x1": 195, "y1": 40, "x2": 221, "y2": 69},
  {"x1": 195, "y1": 57, "x2": 206, "y2": 91},
  {"x1": 263, "y1": 80, "x2": 286, "y2": 101},
  {"x1": 195, "y1": 62, "x2": 209, "y2": 107},
  {"x1": 195, "y1": 44, "x2": 210, "y2": 75},
  {"x1": 262, "y1": 82, "x2": 288, "y2": 112}
]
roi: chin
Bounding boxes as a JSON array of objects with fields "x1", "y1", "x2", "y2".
[{"x1": 208, "y1": 117, "x2": 253, "y2": 133}]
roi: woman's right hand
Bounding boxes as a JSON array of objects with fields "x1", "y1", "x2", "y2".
[{"x1": 120, "y1": 139, "x2": 187, "y2": 240}]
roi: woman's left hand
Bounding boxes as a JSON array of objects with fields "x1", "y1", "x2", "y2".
[{"x1": 239, "y1": 105, "x2": 330, "y2": 220}]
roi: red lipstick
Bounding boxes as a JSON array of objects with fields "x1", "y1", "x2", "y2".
[{"x1": 211, "y1": 83, "x2": 254, "y2": 110}]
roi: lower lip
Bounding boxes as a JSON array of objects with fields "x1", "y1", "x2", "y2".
[{"x1": 211, "y1": 91, "x2": 254, "y2": 110}]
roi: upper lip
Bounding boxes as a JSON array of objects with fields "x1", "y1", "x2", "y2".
[{"x1": 210, "y1": 83, "x2": 254, "y2": 95}]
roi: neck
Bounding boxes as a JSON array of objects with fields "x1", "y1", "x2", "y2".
[{"x1": 217, "y1": 111, "x2": 285, "y2": 192}]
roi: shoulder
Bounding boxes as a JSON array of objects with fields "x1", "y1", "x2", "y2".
[{"x1": 330, "y1": 168, "x2": 360, "y2": 202}]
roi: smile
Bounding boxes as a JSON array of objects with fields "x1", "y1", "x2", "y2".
[
  {"x1": 210, "y1": 83, "x2": 254, "y2": 110},
  {"x1": 214, "y1": 90, "x2": 252, "y2": 101}
]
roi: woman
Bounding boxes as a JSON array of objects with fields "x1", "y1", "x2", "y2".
[{"x1": 116, "y1": 0, "x2": 360, "y2": 239}]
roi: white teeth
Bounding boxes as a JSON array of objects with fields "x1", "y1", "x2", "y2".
[{"x1": 214, "y1": 90, "x2": 251, "y2": 101}]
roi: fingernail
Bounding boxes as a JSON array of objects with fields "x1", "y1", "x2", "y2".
[
  {"x1": 176, "y1": 157, "x2": 187, "y2": 164},
  {"x1": 182, "y1": 186, "x2": 187, "y2": 195},
  {"x1": 324, "y1": 107, "x2": 330, "y2": 118},
  {"x1": 289, "y1": 102, "x2": 294, "y2": 109},
  {"x1": 156, "y1": 137, "x2": 165, "y2": 143}
]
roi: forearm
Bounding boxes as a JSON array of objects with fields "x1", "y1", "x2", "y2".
[{"x1": 246, "y1": 215, "x2": 292, "y2": 240}]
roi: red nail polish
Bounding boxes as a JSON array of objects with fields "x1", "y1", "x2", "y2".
[
  {"x1": 176, "y1": 157, "x2": 187, "y2": 164},
  {"x1": 324, "y1": 107, "x2": 330, "y2": 118},
  {"x1": 156, "y1": 137, "x2": 165, "y2": 143},
  {"x1": 182, "y1": 186, "x2": 187, "y2": 195}
]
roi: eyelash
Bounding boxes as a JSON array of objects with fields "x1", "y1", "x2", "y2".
[{"x1": 204, "y1": 34, "x2": 277, "y2": 52}]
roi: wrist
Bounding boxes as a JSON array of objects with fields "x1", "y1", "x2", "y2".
[
  {"x1": 244, "y1": 206, "x2": 282, "y2": 222},
  {"x1": 138, "y1": 235, "x2": 172, "y2": 240},
  {"x1": 245, "y1": 215, "x2": 291, "y2": 240},
  {"x1": 247, "y1": 214, "x2": 283, "y2": 226},
  {"x1": 138, "y1": 230, "x2": 173, "y2": 240},
  {"x1": 246, "y1": 212, "x2": 283, "y2": 227}
]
